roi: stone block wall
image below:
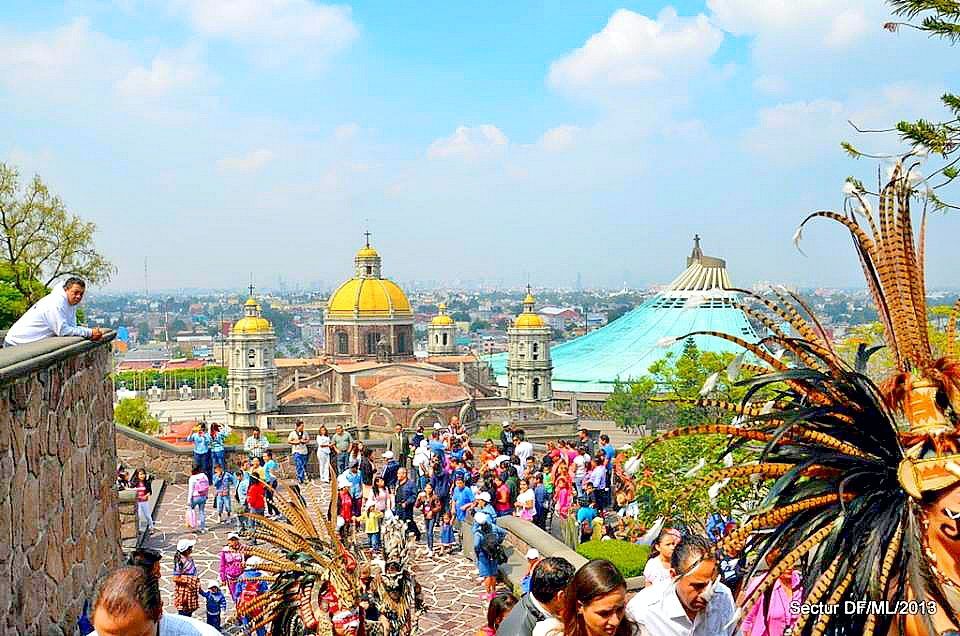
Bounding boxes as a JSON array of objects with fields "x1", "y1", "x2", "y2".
[{"x1": 0, "y1": 336, "x2": 122, "y2": 635}]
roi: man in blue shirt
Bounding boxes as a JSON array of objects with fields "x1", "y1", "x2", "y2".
[
  {"x1": 394, "y1": 468, "x2": 421, "y2": 540},
  {"x1": 428, "y1": 430, "x2": 446, "y2": 463},
  {"x1": 345, "y1": 461, "x2": 363, "y2": 513},
  {"x1": 451, "y1": 476, "x2": 475, "y2": 523},
  {"x1": 532, "y1": 473, "x2": 548, "y2": 530},
  {"x1": 262, "y1": 451, "x2": 280, "y2": 518},
  {"x1": 382, "y1": 451, "x2": 400, "y2": 490},
  {"x1": 186, "y1": 423, "x2": 213, "y2": 483}
]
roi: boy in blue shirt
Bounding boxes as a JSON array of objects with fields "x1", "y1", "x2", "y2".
[
  {"x1": 199, "y1": 580, "x2": 227, "y2": 630},
  {"x1": 212, "y1": 464, "x2": 237, "y2": 525}
]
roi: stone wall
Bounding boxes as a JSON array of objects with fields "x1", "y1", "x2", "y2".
[{"x1": 0, "y1": 334, "x2": 121, "y2": 635}]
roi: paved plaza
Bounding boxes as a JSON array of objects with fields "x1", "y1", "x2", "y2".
[{"x1": 145, "y1": 482, "x2": 487, "y2": 635}]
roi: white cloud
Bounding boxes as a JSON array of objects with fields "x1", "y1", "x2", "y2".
[
  {"x1": 707, "y1": 0, "x2": 875, "y2": 52},
  {"x1": 0, "y1": 18, "x2": 131, "y2": 98},
  {"x1": 753, "y1": 74, "x2": 788, "y2": 95},
  {"x1": 548, "y1": 8, "x2": 723, "y2": 95},
  {"x1": 115, "y1": 49, "x2": 207, "y2": 100},
  {"x1": 742, "y1": 99, "x2": 845, "y2": 159},
  {"x1": 172, "y1": 0, "x2": 358, "y2": 66},
  {"x1": 426, "y1": 125, "x2": 508, "y2": 161},
  {"x1": 741, "y1": 83, "x2": 946, "y2": 163},
  {"x1": 333, "y1": 122, "x2": 360, "y2": 141},
  {"x1": 538, "y1": 125, "x2": 580, "y2": 152},
  {"x1": 216, "y1": 149, "x2": 275, "y2": 174}
]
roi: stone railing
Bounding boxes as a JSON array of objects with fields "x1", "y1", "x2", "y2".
[
  {"x1": 0, "y1": 331, "x2": 122, "y2": 635},
  {"x1": 115, "y1": 426, "x2": 392, "y2": 484}
]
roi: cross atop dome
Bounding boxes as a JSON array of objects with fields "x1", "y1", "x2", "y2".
[
  {"x1": 363, "y1": 230, "x2": 372, "y2": 247},
  {"x1": 691, "y1": 234, "x2": 703, "y2": 260}
]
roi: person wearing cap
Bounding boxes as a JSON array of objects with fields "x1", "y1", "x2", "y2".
[
  {"x1": 235, "y1": 556, "x2": 268, "y2": 636},
  {"x1": 337, "y1": 474, "x2": 356, "y2": 539},
  {"x1": 219, "y1": 532, "x2": 246, "y2": 604},
  {"x1": 471, "y1": 491, "x2": 498, "y2": 526},
  {"x1": 473, "y1": 511, "x2": 507, "y2": 599},
  {"x1": 198, "y1": 581, "x2": 227, "y2": 630},
  {"x1": 173, "y1": 539, "x2": 199, "y2": 617},
  {"x1": 381, "y1": 450, "x2": 400, "y2": 490},
  {"x1": 385, "y1": 423, "x2": 410, "y2": 467},
  {"x1": 500, "y1": 421, "x2": 515, "y2": 458},
  {"x1": 520, "y1": 548, "x2": 541, "y2": 594}
]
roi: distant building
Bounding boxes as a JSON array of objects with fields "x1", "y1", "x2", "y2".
[
  {"x1": 225, "y1": 296, "x2": 278, "y2": 430},
  {"x1": 489, "y1": 235, "x2": 762, "y2": 393},
  {"x1": 506, "y1": 289, "x2": 553, "y2": 403}
]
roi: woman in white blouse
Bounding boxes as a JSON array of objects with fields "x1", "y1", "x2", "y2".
[{"x1": 642, "y1": 528, "x2": 682, "y2": 587}]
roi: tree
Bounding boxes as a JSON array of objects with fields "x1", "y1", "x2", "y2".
[
  {"x1": 0, "y1": 163, "x2": 115, "y2": 305},
  {"x1": 114, "y1": 397, "x2": 160, "y2": 434},
  {"x1": 0, "y1": 262, "x2": 47, "y2": 329},
  {"x1": 607, "y1": 306, "x2": 631, "y2": 324},
  {"x1": 469, "y1": 319, "x2": 490, "y2": 332},
  {"x1": 842, "y1": 2, "x2": 960, "y2": 209},
  {"x1": 451, "y1": 311, "x2": 471, "y2": 322}
]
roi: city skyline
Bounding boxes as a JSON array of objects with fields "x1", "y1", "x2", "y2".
[{"x1": 2, "y1": 1, "x2": 958, "y2": 292}]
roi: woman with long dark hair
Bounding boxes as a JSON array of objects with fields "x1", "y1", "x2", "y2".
[{"x1": 539, "y1": 559, "x2": 635, "y2": 636}]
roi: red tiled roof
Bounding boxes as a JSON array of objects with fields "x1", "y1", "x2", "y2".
[{"x1": 363, "y1": 375, "x2": 469, "y2": 405}]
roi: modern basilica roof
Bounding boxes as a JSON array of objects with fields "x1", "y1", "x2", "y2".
[{"x1": 488, "y1": 236, "x2": 761, "y2": 393}]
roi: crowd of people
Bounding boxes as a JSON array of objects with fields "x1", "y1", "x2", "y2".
[{"x1": 109, "y1": 416, "x2": 800, "y2": 636}]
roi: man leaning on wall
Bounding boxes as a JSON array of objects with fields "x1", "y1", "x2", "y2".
[{"x1": 4, "y1": 276, "x2": 103, "y2": 346}]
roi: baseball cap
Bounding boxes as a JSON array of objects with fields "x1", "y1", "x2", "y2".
[
  {"x1": 477, "y1": 492, "x2": 491, "y2": 502},
  {"x1": 176, "y1": 539, "x2": 196, "y2": 553},
  {"x1": 526, "y1": 548, "x2": 541, "y2": 560},
  {"x1": 382, "y1": 451, "x2": 394, "y2": 459},
  {"x1": 227, "y1": 531, "x2": 240, "y2": 540}
]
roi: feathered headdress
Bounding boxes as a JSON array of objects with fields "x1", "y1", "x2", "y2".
[
  {"x1": 650, "y1": 161, "x2": 960, "y2": 635},
  {"x1": 235, "y1": 478, "x2": 364, "y2": 635}
]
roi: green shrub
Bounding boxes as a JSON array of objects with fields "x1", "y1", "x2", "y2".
[
  {"x1": 114, "y1": 397, "x2": 160, "y2": 434},
  {"x1": 575, "y1": 540, "x2": 650, "y2": 579},
  {"x1": 476, "y1": 423, "x2": 502, "y2": 440}
]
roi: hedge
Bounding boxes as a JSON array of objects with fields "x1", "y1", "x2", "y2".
[{"x1": 576, "y1": 540, "x2": 650, "y2": 579}]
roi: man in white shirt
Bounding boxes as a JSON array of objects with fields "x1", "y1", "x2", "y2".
[
  {"x1": 92, "y1": 565, "x2": 221, "y2": 636},
  {"x1": 515, "y1": 431, "x2": 534, "y2": 466},
  {"x1": 4, "y1": 277, "x2": 102, "y2": 346},
  {"x1": 627, "y1": 534, "x2": 736, "y2": 636}
]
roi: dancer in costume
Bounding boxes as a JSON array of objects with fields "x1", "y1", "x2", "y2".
[
  {"x1": 646, "y1": 159, "x2": 960, "y2": 635},
  {"x1": 235, "y1": 471, "x2": 421, "y2": 636}
]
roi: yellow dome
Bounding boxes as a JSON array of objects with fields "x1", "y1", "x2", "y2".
[
  {"x1": 233, "y1": 316, "x2": 272, "y2": 334},
  {"x1": 523, "y1": 293, "x2": 536, "y2": 305},
  {"x1": 244, "y1": 297, "x2": 258, "y2": 307},
  {"x1": 326, "y1": 277, "x2": 412, "y2": 318},
  {"x1": 514, "y1": 312, "x2": 547, "y2": 329},
  {"x1": 356, "y1": 246, "x2": 380, "y2": 259},
  {"x1": 431, "y1": 314, "x2": 455, "y2": 326}
]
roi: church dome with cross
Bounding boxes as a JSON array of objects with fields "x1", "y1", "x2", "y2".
[{"x1": 324, "y1": 233, "x2": 415, "y2": 360}]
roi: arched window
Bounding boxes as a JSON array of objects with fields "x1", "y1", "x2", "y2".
[
  {"x1": 234, "y1": 348, "x2": 241, "y2": 366},
  {"x1": 533, "y1": 377, "x2": 541, "y2": 400},
  {"x1": 366, "y1": 332, "x2": 381, "y2": 354},
  {"x1": 247, "y1": 387, "x2": 258, "y2": 409},
  {"x1": 337, "y1": 332, "x2": 349, "y2": 354},
  {"x1": 365, "y1": 266, "x2": 372, "y2": 275},
  {"x1": 247, "y1": 348, "x2": 256, "y2": 368},
  {"x1": 441, "y1": 333, "x2": 448, "y2": 346},
  {"x1": 532, "y1": 342, "x2": 539, "y2": 361},
  {"x1": 398, "y1": 333, "x2": 407, "y2": 353}
]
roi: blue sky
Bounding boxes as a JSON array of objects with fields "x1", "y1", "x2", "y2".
[{"x1": 1, "y1": 1, "x2": 958, "y2": 292}]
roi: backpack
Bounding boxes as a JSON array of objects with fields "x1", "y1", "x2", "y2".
[
  {"x1": 193, "y1": 474, "x2": 209, "y2": 498},
  {"x1": 480, "y1": 528, "x2": 503, "y2": 555},
  {"x1": 237, "y1": 578, "x2": 261, "y2": 617},
  {"x1": 580, "y1": 519, "x2": 594, "y2": 536}
]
